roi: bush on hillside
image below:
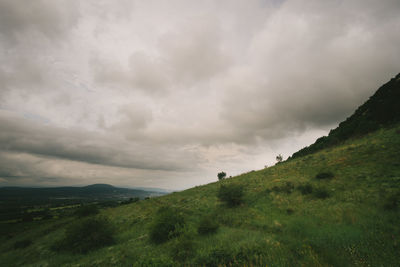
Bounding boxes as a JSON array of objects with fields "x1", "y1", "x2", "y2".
[
  {"x1": 74, "y1": 204, "x2": 99, "y2": 217},
  {"x1": 218, "y1": 184, "x2": 244, "y2": 207},
  {"x1": 298, "y1": 183, "x2": 313, "y2": 195},
  {"x1": 286, "y1": 208, "x2": 295, "y2": 215},
  {"x1": 271, "y1": 182, "x2": 295, "y2": 194},
  {"x1": 54, "y1": 216, "x2": 114, "y2": 253},
  {"x1": 149, "y1": 207, "x2": 185, "y2": 244},
  {"x1": 313, "y1": 187, "x2": 331, "y2": 199},
  {"x1": 13, "y1": 239, "x2": 32, "y2": 249},
  {"x1": 383, "y1": 192, "x2": 400, "y2": 211},
  {"x1": 197, "y1": 216, "x2": 219, "y2": 235},
  {"x1": 170, "y1": 227, "x2": 196, "y2": 261},
  {"x1": 315, "y1": 171, "x2": 334, "y2": 179}
]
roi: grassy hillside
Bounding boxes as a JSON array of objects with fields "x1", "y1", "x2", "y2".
[{"x1": 1, "y1": 125, "x2": 400, "y2": 266}]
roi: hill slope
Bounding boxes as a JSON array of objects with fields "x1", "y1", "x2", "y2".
[
  {"x1": 291, "y1": 73, "x2": 400, "y2": 159},
  {"x1": 1, "y1": 124, "x2": 400, "y2": 266}
]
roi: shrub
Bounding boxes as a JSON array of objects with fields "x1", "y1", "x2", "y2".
[
  {"x1": 197, "y1": 216, "x2": 219, "y2": 235},
  {"x1": 383, "y1": 192, "x2": 400, "y2": 210},
  {"x1": 283, "y1": 181, "x2": 295, "y2": 193},
  {"x1": 218, "y1": 184, "x2": 244, "y2": 207},
  {"x1": 218, "y1": 171, "x2": 227, "y2": 181},
  {"x1": 271, "y1": 186, "x2": 279, "y2": 192},
  {"x1": 75, "y1": 204, "x2": 99, "y2": 217},
  {"x1": 313, "y1": 187, "x2": 331, "y2": 199},
  {"x1": 315, "y1": 171, "x2": 334, "y2": 179},
  {"x1": 298, "y1": 183, "x2": 313, "y2": 195},
  {"x1": 149, "y1": 207, "x2": 185, "y2": 244},
  {"x1": 271, "y1": 182, "x2": 295, "y2": 194},
  {"x1": 13, "y1": 239, "x2": 32, "y2": 249},
  {"x1": 171, "y1": 227, "x2": 196, "y2": 261},
  {"x1": 286, "y1": 208, "x2": 294, "y2": 215},
  {"x1": 55, "y1": 216, "x2": 114, "y2": 253}
]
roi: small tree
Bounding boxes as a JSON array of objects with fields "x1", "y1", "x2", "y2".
[
  {"x1": 276, "y1": 154, "x2": 283, "y2": 163},
  {"x1": 217, "y1": 171, "x2": 227, "y2": 181}
]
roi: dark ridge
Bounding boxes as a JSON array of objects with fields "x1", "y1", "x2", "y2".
[
  {"x1": 291, "y1": 73, "x2": 400, "y2": 159},
  {"x1": 81, "y1": 184, "x2": 118, "y2": 194},
  {"x1": 82, "y1": 184, "x2": 115, "y2": 190}
]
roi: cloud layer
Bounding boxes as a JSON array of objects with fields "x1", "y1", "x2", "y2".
[{"x1": 1, "y1": 0, "x2": 400, "y2": 189}]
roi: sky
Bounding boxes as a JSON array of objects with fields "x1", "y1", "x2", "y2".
[{"x1": 1, "y1": 0, "x2": 400, "y2": 190}]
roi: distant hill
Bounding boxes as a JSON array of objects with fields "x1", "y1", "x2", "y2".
[
  {"x1": 291, "y1": 73, "x2": 400, "y2": 159},
  {"x1": 82, "y1": 183, "x2": 115, "y2": 190},
  {"x1": 129, "y1": 186, "x2": 173, "y2": 193},
  {"x1": 0, "y1": 184, "x2": 166, "y2": 204}
]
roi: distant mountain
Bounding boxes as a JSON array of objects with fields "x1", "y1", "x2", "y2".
[
  {"x1": 80, "y1": 184, "x2": 119, "y2": 194},
  {"x1": 0, "y1": 184, "x2": 167, "y2": 204},
  {"x1": 291, "y1": 73, "x2": 400, "y2": 159},
  {"x1": 129, "y1": 186, "x2": 173, "y2": 193},
  {"x1": 83, "y1": 184, "x2": 115, "y2": 190}
]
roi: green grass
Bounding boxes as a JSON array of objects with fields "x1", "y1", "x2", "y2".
[{"x1": 1, "y1": 125, "x2": 400, "y2": 266}]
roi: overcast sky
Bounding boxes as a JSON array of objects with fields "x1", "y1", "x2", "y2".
[{"x1": 1, "y1": 0, "x2": 399, "y2": 190}]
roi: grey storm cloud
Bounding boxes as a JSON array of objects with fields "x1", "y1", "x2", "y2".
[
  {"x1": 1, "y1": 0, "x2": 400, "y2": 189},
  {"x1": 91, "y1": 18, "x2": 230, "y2": 93},
  {"x1": 0, "y1": 0, "x2": 79, "y2": 45},
  {"x1": 0, "y1": 112, "x2": 199, "y2": 172}
]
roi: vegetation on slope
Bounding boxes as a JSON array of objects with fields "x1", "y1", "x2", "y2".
[
  {"x1": 291, "y1": 73, "x2": 400, "y2": 159},
  {"x1": 1, "y1": 124, "x2": 400, "y2": 266}
]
